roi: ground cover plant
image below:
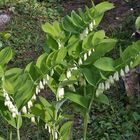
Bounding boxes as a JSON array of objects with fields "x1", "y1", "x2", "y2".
[{"x1": 0, "y1": 0, "x2": 140, "y2": 140}]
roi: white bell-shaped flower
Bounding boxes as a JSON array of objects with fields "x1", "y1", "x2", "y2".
[
  {"x1": 32, "y1": 94, "x2": 37, "y2": 100},
  {"x1": 120, "y1": 69, "x2": 125, "y2": 77},
  {"x1": 22, "y1": 106, "x2": 27, "y2": 114},
  {"x1": 113, "y1": 71, "x2": 119, "y2": 81},
  {"x1": 84, "y1": 53, "x2": 88, "y2": 61},
  {"x1": 31, "y1": 116, "x2": 36, "y2": 123},
  {"x1": 105, "y1": 81, "x2": 110, "y2": 90},
  {"x1": 78, "y1": 58, "x2": 83, "y2": 65},
  {"x1": 48, "y1": 126, "x2": 51, "y2": 133},
  {"x1": 39, "y1": 81, "x2": 44, "y2": 89},
  {"x1": 85, "y1": 27, "x2": 89, "y2": 35},
  {"x1": 89, "y1": 22, "x2": 93, "y2": 31},
  {"x1": 50, "y1": 69, "x2": 54, "y2": 76},
  {"x1": 109, "y1": 76, "x2": 114, "y2": 84},
  {"x1": 12, "y1": 112, "x2": 17, "y2": 118},
  {"x1": 35, "y1": 86, "x2": 40, "y2": 95},
  {"x1": 66, "y1": 70, "x2": 72, "y2": 79},
  {"x1": 28, "y1": 100, "x2": 33, "y2": 109},
  {"x1": 55, "y1": 131, "x2": 58, "y2": 139},
  {"x1": 43, "y1": 78, "x2": 46, "y2": 85},
  {"x1": 88, "y1": 50, "x2": 92, "y2": 56},
  {"x1": 57, "y1": 87, "x2": 64, "y2": 99},
  {"x1": 45, "y1": 123, "x2": 48, "y2": 129},
  {"x1": 125, "y1": 65, "x2": 129, "y2": 73},
  {"x1": 46, "y1": 74, "x2": 50, "y2": 81}
]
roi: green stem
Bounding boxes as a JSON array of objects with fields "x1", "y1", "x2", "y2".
[
  {"x1": 9, "y1": 126, "x2": 12, "y2": 140},
  {"x1": 83, "y1": 112, "x2": 88, "y2": 140},
  {"x1": 16, "y1": 115, "x2": 20, "y2": 140},
  {"x1": 37, "y1": 117, "x2": 40, "y2": 140},
  {"x1": 83, "y1": 87, "x2": 95, "y2": 140}
]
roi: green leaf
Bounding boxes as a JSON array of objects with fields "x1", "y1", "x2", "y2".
[
  {"x1": 0, "y1": 136, "x2": 4, "y2": 140},
  {"x1": 65, "y1": 92, "x2": 89, "y2": 108},
  {"x1": 71, "y1": 11, "x2": 85, "y2": 28},
  {"x1": 62, "y1": 15, "x2": 81, "y2": 34},
  {"x1": 56, "y1": 47, "x2": 67, "y2": 64},
  {"x1": 135, "y1": 16, "x2": 140, "y2": 30},
  {"x1": 0, "y1": 47, "x2": 13, "y2": 66},
  {"x1": 68, "y1": 40, "x2": 82, "y2": 58},
  {"x1": 95, "y1": 2, "x2": 114, "y2": 14},
  {"x1": 46, "y1": 35, "x2": 58, "y2": 50},
  {"x1": 60, "y1": 121, "x2": 73, "y2": 140},
  {"x1": 81, "y1": 66, "x2": 100, "y2": 86},
  {"x1": 42, "y1": 22, "x2": 59, "y2": 37},
  {"x1": 25, "y1": 62, "x2": 42, "y2": 81},
  {"x1": 94, "y1": 57, "x2": 115, "y2": 71},
  {"x1": 92, "y1": 30, "x2": 105, "y2": 46},
  {"x1": 96, "y1": 94, "x2": 109, "y2": 105},
  {"x1": 0, "y1": 66, "x2": 4, "y2": 77},
  {"x1": 36, "y1": 53, "x2": 48, "y2": 74}
]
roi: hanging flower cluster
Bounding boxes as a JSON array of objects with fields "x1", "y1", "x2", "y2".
[
  {"x1": 96, "y1": 63, "x2": 132, "y2": 96},
  {"x1": 3, "y1": 89, "x2": 18, "y2": 118},
  {"x1": 80, "y1": 20, "x2": 96, "y2": 40},
  {"x1": 22, "y1": 74, "x2": 50, "y2": 114},
  {"x1": 78, "y1": 48, "x2": 95, "y2": 65},
  {"x1": 45, "y1": 123, "x2": 58, "y2": 139}
]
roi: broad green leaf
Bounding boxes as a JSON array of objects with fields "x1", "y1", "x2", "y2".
[
  {"x1": 36, "y1": 53, "x2": 48, "y2": 74},
  {"x1": 42, "y1": 22, "x2": 58, "y2": 37},
  {"x1": 96, "y1": 94, "x2": 109, "y2": 105},
  {"x1": 62, "y1": 16, "x2": 81, "y2": 34},
  {"x1": 94, "y1": 57, "x2": 115, "y2": 71},
  {"x1": 81, "y1": 66, "x2": 100, "y2": 86},
  {"x1": 68, "y1": 40, "x2": 82, "y2": 58},
  {"x1": 95, "y1": 2, "x2": 114, "y2": 14},
  {"x1": 0, "y1": 47, "x2": 13, "y2": 66},
  {"x1": 46, "y1": 35, "x2": 58, "y2": 50},
  {"x1": 65, "y1": 92, "x2": 89, "y2": 108},
  {"x1": 39, "y1": 96, "x2": 51, "y2": 107},
  {"x1": 92, "y1": 30, "x2": 105, "y2": 46},
  {"x1": 132, "y1": 54, "x2": 140, "y2": 68},
  {"x1": 60, "y1": 121, "x2": 73, "y2": 140},
  {"x1": 25, "y1": 62, "x2": 42, "y2": 81},
  {"x1": 56, "y1": 47, "x2": 67, "y2": 64},
  {"x1": 71, "y1": 11, "x2": 85, "y2": 29}
]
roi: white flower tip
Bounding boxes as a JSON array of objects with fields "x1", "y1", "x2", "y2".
[{"x1": 31, "y1": 117, "x2": 36, "y2": 123}]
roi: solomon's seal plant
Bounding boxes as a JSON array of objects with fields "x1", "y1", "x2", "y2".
[{"x1": 0, "y1": 2, "x2": 140, "y2": 140}]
